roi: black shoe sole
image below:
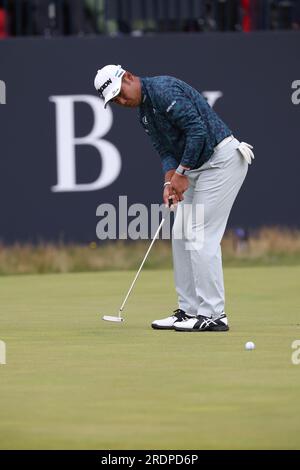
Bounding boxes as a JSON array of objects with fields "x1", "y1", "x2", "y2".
[
  {"x1": 175, "y1": 325, "x2": 230, "y2": 332},
  {"x1": 151, "y1": 324, "x2": 175, "y2": 330}
]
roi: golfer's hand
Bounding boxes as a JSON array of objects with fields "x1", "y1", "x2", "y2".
[
  {"x1": 170, "y1": 173, "x2": 189, "y2": 201},
  {"x1": 163, "y1": 184, "x2": 179, "y2": 208}
]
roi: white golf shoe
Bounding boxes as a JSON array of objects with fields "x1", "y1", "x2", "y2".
[{"x1": 151, "y1": 309, "x2": 191, "y2": 330}]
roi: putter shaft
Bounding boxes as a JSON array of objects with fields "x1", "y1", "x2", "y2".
[{"x1": 118, "y1": 217, "x2": 166, "y2": 315}]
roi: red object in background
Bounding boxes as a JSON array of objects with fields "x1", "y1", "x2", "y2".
[
  {"x1": 242, "y1": 0, "x2": 251, "y2": 32},
  {"x1": 0, "y1": 8, "x2": 8, "y2": 38}
]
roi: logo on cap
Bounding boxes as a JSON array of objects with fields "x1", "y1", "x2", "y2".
[{"x1": 98, "y1": 78, "x2": 112, "y2": 98}]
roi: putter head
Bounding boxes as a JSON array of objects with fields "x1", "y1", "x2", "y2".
[{"x1": 102, "y1": 315, "x2": 124, "y2": 323}]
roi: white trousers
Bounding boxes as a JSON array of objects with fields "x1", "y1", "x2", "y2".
[{"x1": 172, "y1": 137, "x2": 249, "y2": 318}]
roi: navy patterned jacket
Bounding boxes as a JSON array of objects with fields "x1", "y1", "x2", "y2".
[{"x1": 139, "y1": 76, "x2": 231, "y2": 174}]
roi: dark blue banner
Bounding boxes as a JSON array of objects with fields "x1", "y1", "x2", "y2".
[{"x1": 0, "y1": 32, "x2": 299, "y2": 242}]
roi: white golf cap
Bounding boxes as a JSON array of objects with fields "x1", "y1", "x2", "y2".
[{"x1": 94, "y1": 64, "x2": 125, "y2": 108}]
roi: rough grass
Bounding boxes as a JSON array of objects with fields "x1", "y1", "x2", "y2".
[
  {"x1": 0, "y1": 267, "x2": 300, "y2": 449},
  {"x1": 1, "y1": 227, "x2": 300, "y2": 275}
]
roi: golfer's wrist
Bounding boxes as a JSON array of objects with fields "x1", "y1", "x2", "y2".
[{"x1": 175, "y1": 164, "x2": 190, "y2": 176}]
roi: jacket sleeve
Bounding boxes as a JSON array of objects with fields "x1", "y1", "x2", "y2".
[
  {"x1": 150, "y1": 133, "x2": 178, "y2": 174},
  {"x1": 156, "y1": 86, "x2": 206, "y2": 169},
  {"x1": 141, "y1": 123, "x2": 178, "y2": 174}
]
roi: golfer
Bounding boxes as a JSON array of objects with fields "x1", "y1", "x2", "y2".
[{"x1": 94, "y1": 65, "x2": 254, "y2": 332}]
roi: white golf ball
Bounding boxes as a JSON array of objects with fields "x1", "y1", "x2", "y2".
[{"x1": 245, "y1": 341, "x2": 255, "y2": 350}]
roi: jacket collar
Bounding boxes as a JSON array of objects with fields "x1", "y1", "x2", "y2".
[{"x1": 140, "y1": 77, "x2": 148, "y2": 104}]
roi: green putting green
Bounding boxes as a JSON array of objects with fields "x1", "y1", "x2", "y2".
[{"x1": 0, "y1": 267, "x2": 300, "y2": 449}]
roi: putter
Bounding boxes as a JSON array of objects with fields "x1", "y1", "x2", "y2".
[{"x1": 102, "y1": 198, "x2": 173, "y2": 323}]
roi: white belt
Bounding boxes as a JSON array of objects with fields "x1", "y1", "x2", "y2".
[{"x1": 214, "y1": 135, "x2": 234, "y2": 152}]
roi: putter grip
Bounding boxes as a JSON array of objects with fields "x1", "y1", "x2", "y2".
[{"x1": 168, "y1": 197, "x2": 173, "y2": 208}]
